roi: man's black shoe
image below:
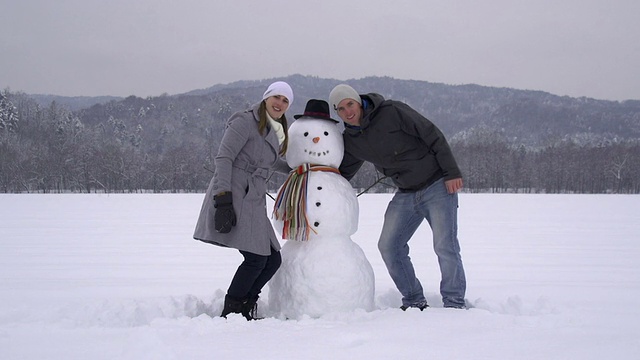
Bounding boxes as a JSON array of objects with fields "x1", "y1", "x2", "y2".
[{"x1": 400, "y1": 301, "x2": 429, "y2": 311}]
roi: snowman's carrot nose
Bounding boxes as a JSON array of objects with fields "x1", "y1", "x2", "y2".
[{"x1": 313, "y1": 137, "x2": 320, "y2": 143}]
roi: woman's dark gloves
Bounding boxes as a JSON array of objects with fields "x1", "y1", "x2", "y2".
[{"x1": 214, "y1": 192, "x2": 236, "y2": 233}]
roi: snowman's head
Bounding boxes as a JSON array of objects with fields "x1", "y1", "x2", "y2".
[{"x1": 287, "y1": 100, "x2": 344, "y2": 168}]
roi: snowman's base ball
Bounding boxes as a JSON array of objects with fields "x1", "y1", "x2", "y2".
[{"x1": 268, "y1": 236, "x2": 375, "y2": 319}]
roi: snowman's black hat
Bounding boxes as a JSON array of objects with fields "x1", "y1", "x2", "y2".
[{"x1": 294, "y1": 99, "x2": 339, "y2": 122}]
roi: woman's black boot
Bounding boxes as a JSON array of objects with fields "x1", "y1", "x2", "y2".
[
  {"x1": 220, "y1": 295, "x2": 244, "y2": 318},
  {"x1": 241, "y1": 296, "x2": 262, "y2": 321}
]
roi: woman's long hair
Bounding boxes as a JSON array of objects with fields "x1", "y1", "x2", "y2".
[{"x1": 258, "y1": 101, "x2": 289, "y2": 156}]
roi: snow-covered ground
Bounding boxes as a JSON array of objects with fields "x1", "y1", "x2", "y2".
[{"x1": 1, "y1": 193, "x2": 638, "y2": 359}]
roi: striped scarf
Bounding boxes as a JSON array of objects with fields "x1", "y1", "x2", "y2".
[{"x1": 273, "y1": 163, "x2": 340, "y2": 241}]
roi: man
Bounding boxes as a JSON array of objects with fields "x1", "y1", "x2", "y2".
[{"x1": 329, "y1": 84, "x2": 467, "y2": 310}]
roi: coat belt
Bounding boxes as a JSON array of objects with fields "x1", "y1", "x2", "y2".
[{"x1": 233, "y1": 159, "x2": 269, "y2": 179}]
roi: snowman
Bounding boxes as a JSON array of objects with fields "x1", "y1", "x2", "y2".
[{"x1": 269, "y1": 99, "x2": 375, "y2": 319}]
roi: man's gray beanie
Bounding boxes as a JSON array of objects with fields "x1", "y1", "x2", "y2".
[{"x1": 329, "y1": 84, "x2": 362, "y2": 111}]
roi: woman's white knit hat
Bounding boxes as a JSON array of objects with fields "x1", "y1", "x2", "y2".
[
  {"x1": 329, "y1": 84, "x2": 361, "y2": 111},
  {"x1": 262, "y1": 81, "x2": 294, "y2": 106}
]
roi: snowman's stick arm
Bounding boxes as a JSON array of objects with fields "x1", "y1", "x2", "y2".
[
  {"x1": 265, "y1": 171, "x2": 277, "y2": 201},
  {"x1": 357, "y1": 175, "x2": 389, "y2": 197}
]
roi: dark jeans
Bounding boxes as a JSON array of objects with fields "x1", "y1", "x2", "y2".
[{"x1": 227, "y1": 246, "x2": 282, "y2": 301}]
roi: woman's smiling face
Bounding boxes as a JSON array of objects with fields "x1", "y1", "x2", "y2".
[{"x1": 265, "y1": 95, "x2": 290, "y2": 119}]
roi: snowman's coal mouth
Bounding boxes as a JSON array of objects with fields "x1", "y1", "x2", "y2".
[{"x1": 304, "y1": 149, "x2": 330, "y2": 157}]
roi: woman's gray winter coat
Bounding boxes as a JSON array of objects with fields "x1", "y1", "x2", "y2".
[{"x1": 194, "y1": 102, "x2": 288, "y2": 256}]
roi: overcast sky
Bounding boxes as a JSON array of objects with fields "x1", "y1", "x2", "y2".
[{"x1": 2, "y1": 0, "x2": 639, "y2": 101}]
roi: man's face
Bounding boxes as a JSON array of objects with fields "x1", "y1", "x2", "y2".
[{"x1": 336, "y1": 98, "x2": 362, "y2": 126}]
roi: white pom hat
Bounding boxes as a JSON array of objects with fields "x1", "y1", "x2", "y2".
[
  {"x1": 262, "y1": 81, "x2": 294, "y2": 106},
  {"x1": 329, "y1": 84, "x2": 361, "y2": 111}
]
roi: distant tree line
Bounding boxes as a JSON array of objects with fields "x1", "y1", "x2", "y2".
[
  {"x1": 1, "y1": 89, "x2": 639, "y2": 194},
  {"x1": 451, "y1": 131, "x2": 640, "y2": 194}
]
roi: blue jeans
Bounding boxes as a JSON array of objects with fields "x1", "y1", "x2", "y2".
[{"x1": 378, "y1": 178, "x2": 466, "y2": 308}]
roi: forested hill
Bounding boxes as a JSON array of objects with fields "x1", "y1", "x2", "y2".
[
  {"x1": 2, "y1": 75, "x2": 640, "y2": 193},
  {"x1": 176, "y1": 74, "x2": 640, "y2": 147}
]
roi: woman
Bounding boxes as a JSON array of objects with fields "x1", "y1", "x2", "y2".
[{"x1": 193, "y1": 81, "x2": 293, "y2": 320}]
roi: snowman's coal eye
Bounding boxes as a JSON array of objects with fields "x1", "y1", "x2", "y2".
[
  {"x1": 304, "y1": 132, "x2": 309, "y2": 137},
  {"x1": 313, "y1": 221, "x2": 320, "y2": 227},
  {"x1": 324, "y1": 131, "x2": 329, "y2": 136}
]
